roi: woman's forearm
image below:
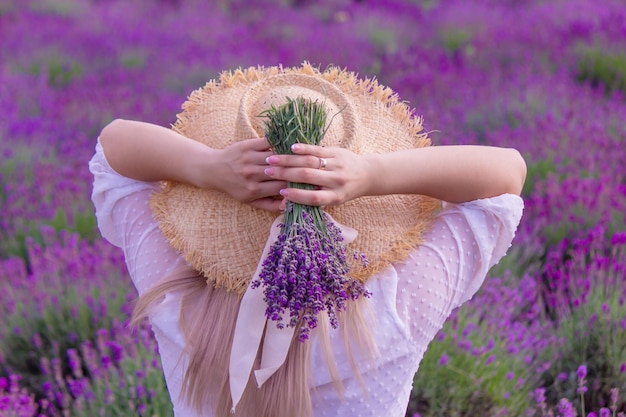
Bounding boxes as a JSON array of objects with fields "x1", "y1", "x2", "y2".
[
  {"x1": 366, "y1": 145, "x2": 527, "y2": 202},
  {"x1": 98, "y1": 119, "x2": 286, "y2": 211},
  {"x1": 266, "y1": 143, "x2": 526, "y2": 207},
  {"x1": 99, "y1": 119, "x2": 216, "y2": 187}
]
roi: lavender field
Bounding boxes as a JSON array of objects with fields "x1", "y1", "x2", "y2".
[{"x1": 1, "y1": 0, "x2": 626, "y2": 415}]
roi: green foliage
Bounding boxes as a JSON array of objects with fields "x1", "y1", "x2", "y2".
[
  {"x1": 488, "y1": 245, "x2": 531, "y2": 280},
  {"x1": 0, "y1": 145, "x2": 38, "y2": 184},
  {"x1": 63, "y1": 337, "x2": 172, "y2": 417},
  {"x1": 365, "y1": 27, "x2": 397, "y2": 75},
  {"x1": 408, "y1": 310, "x2": 532, "y2": 417},
  {"x1": 544, "y1": 198, "x2": 622, "y2": 254},
  {"x1": 464, "y1": 109, "x2": 513, "y2": 144},
  {"x1": 576, "y1": 46, "x2": 626, "y2": 94},
  {"x1": 440, "y1": 28, "x2": 472, "y2": 55},
  {"x1": 415, "y1": 0, "x2": 439, "y2": 11},
  {"x1": 32, "y1": 325, "x2": 173, "y2": 417},
  {"x1": 0, "y1": 144, "x2": 97, "y2": 260},
  {"x1": 0, "y1": 284, "x2": 130, "y2": 392},
  {"x1": 0, "y1": 1, "x2": 16, "y2": 15},
  {"x1": 48, "y1": 207, "x2": 98, "y2": 242},
  {"x1": 119, "y1": 52, "x2": 146, "y2": 69},
  {"x1": 522, "y1": 156, "x2": 559, "y2": 197},
  {"x1": 29, "y1": 0, "x2": 86, "y2": 16},
  {"x1": 370, "y1": 28, "x2": 397, "y2": 55},
  {"x1": 26, "y1": 56, "x2": 83, "y2": 87},
  {"x1": 537, "y1": 281, "x2": 626, "y2": 413},
  {"x1": 463, "y1": 93, "x2": 546, "y2": 144},
  {"x1": 48, "y1": 59, "x2": 83, "y2": 87},
  {"x1": 0, "y1": 207, "x2": 98, "y2": 264}
]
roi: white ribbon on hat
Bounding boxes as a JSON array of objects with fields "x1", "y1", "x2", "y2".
[{"x1": 229, "y1": 213, "x2": 358, "y2": 413}]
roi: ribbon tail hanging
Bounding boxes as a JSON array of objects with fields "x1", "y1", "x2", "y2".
[
  {"x1": 229, "y1": 215, "x2": 283, "y2": 412},
  {"x1": 228, "y1": 212, "x2": 358, "y2": 412}
]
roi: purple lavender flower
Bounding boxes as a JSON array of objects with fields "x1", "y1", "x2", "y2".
[
  {"x1": 599, "y1": 408, "x2": 610, "y2": 417},
  {"x1": 577, "y1": 364, "x2": 588, "y2": 395},
  {"x1": 254, "y1": 209, "x2": 369, "y2": 341},
  {"x1": 0, "y1": 375, "x2": 38, "y2": 417},
  {"x1": 253, "y1": 98, "x2": 371, "y2": 341},
  {"x1": 108, "y1": 341, "x2": 124, "y2": 363},
  {"x1": 67, "y1": 379, "x2": 84, "y2": 397},
  {"x1": 103, "y1": 388, "x2": 114, "y2": 405},
  {"x1": 136, "y1": 384, "x2": 146, "y2": 398},
  {"x1": 67, "y1": 348, "x2": 83, "y2": 379},
  {"x1": 41, "y1": 382, "x2": 52, "y2": 393},
  {"x1": 439, "y1": 354, "x2": 449, "y2": 366},
  {"x1": 610, "y1": 388, "x2": 619, "y2": 412},
  {"x1": 485, "y1": 354, "x2": 497, "y2": 365},
  {"x1": 557, "y1": 398, "x2": 575, "y2": 417},
  {"x1": 611, "y1": 231, "x2": 626, "y2": 245},
  {"x1": 101, "y1": 355, "x2": 111, "y2": 369},
  {"x1": 534, "y1": 388, "x2": 546, "y2": 406},
  {"x1": 557, "y1": 372, "x2": 569, "y2": 382}
]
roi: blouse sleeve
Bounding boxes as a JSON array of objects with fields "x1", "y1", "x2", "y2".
[
  {"x1": 89, "y1": 139, "x2": 201, "y2": 414},
  {"x1": 88, "y1": 140, "x2": 161, "y2": 248},
  {"x1": 88, "y1": 139, "x2": 189, "y2": 295},
  {"x1": 435, "y1": 195, "x2": 523, "y2": 306},
  {"x1": 394, "y1": 194, "x2": 523, "y2": 343}
]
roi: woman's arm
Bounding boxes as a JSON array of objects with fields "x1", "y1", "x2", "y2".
[
  {"x1": 367, "y1": 145, "x2": 527, "y2": 202},
  {"x1": 99, "y1": 119, "x2": 287, "y2": 211},
  {"x1": 264, "y1": 143, "x2": 527, "y2": 205}
]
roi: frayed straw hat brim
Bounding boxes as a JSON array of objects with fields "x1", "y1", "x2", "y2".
[{"x1": 150, "y1": 62, "x2": 441, "y2": 295}]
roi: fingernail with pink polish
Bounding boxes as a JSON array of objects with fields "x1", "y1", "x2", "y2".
[
  {"x1": 266, "y1": 155, "x2": 280, "y2": 164},
  {"x1": 279, "y1": 189, "x2": 288, "y2": 197},
  {"x1": 264, "y1": 167, "x2": 275, "y2": 176},
  {"x1": 291, "y1": 144, "x2": 300, "y2": 152}
]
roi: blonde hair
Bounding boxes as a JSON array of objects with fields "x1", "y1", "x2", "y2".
[{"x1": 131, "y1": 266, "x2": 378, "y2": 417}]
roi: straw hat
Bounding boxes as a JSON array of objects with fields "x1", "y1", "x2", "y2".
[{"x1": 150, "y1": 62, "x2": 441, "y2": 295}]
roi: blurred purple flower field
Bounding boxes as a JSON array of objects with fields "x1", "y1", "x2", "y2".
[{"x1": 1, "y1": 0, "x2": 625, "y2": 415}]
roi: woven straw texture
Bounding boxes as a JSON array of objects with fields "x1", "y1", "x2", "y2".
[{"x1": 150, "y1": 63, "x2": 442, "y2": 295}]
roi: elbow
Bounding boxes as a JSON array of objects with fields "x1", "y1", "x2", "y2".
[
  {"x1": 506, "y1": 148, "x2": 527, "y2": 196},
  {"x1": 100, "y1": 118, "x2": 126, "y2": 144},
  {"x1": 99, "y1": 119, "x2": 136, "y2": 156},
  {"x1": 99, "y1": 119, "x2": 132, "y2": 165}
]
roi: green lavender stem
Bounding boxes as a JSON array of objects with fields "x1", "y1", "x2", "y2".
[{"x1": 261, "y1": 97, "x2": 329, "y2": 237}]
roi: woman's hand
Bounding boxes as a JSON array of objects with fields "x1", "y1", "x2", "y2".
[
  {"x1": 263, "y1": 143, "x2": 374, "y2": 207},
  {"x1": 205, "y1": 138, "x2": 287, "y2": 212}
]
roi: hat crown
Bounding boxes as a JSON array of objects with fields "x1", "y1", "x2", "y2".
[{"x1": 238, "y1": 73, "x2": 360, "y2": 150}]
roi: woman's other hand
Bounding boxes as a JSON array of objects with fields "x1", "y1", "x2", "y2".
[
  {"x1": 263, "y1": 143, "x2": 374, "y2": 207},
  {"x1": 205, "y1": 138, "x2": 287, "y2": 212}
]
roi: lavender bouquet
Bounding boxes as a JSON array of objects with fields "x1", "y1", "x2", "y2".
[{"x1": 252, "y1": 97, "x2": 369, "y2": 342}]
